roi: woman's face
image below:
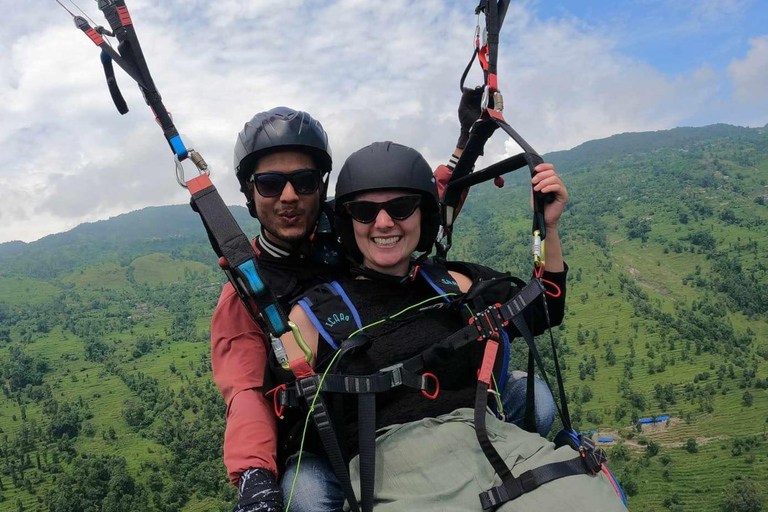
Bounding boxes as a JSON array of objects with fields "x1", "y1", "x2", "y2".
[{"x1": 350, "y1": 190, "x2": 421, "y2": 276}]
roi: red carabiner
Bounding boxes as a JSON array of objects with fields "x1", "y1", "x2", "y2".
[
  {"x1": 421, "y1": 373, "x2": 440, "y2": 400},
  {"x1": 265, "y1": 384, "x2": 287, "y2": 419}
]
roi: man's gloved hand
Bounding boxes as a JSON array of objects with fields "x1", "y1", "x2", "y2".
[
  {"x1": 233, "y1": 468, "x2": 284, "y2": 512},
  {"x1": 456, "y1": 86, "x2": 484, "y2": 149}
]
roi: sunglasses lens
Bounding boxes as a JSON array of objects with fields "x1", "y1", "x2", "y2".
[
  {"x1": 345, "y1": 195, "x2": 421, "y2": 223},
  {"x1": 291, "y1": 170, "x2": 322, "y2": 195},
  {"x1": 386, "y1": 196, "x2": 420, "y2": 220},
  {"x1": 254, "y1": 174, "x2": 287, "y2": 197},
  {"x1": 346, "y1": 202, "x2": 380, "y2": 223},
  {"x1": 252, "y1": 169, "x2": 322, "y2": 197}
]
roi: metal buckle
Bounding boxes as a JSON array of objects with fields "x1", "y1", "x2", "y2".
[{"x1": 380, "y1": 363, "x2": 403, "y2": 388}]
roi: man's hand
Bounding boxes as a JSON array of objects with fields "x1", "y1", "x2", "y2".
[
  {"x1": 233, "y1": 468, "x2": 284, "y2": 512},
  {"x1": 457, "y1": 86, "x2": 484, "y2": 149},
  {"x1": 531, "y1": 163, "x2": 568, "y2": 229}
]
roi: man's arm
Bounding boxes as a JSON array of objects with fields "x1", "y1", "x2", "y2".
[{"x1": 211, "y1": 283, "x2": 279, "y2": 484}]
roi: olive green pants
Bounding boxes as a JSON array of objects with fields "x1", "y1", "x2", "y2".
[{"x1": 348, "y1": 408, "x2": 628, "y2": 512}]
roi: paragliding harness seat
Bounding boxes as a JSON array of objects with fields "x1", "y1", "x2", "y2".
[{"x1": 270, "y1": 259, "x2": 617, "y2": 512}]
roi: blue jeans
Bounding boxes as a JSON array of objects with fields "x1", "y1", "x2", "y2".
[{"x1": 280, "y1": 370, "x2": 556, "y2": 512}]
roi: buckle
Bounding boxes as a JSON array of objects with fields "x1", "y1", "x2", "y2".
[
  {"x1": 380, "y1": 363, "x2": 403, "y2": 388},
  {"x1": 578, "y1": 435, "x2": 606, "y2": 474},
  {"x1": 469, "y1": 305, "x2": 506, "y2": 341}
]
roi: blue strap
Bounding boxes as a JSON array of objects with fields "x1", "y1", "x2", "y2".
[
  {"x1": 330, "y1": 281, "x2": 363, "y2": 330},
  {"x1": 169, "y1": 135, "x2": 188, "y2": 160},
  {"x1": 298, "y1": 298, "x2": 338, "y2": 350},
  {"x1": 237, "y1": 259, "x2": 266, "y2": 295},
  {"x1": 499, "y1": 330, "x2": 510, "y2": 391},
  {"x1": 263, "y1": 304, "x2": 286, "y2": 335},
  {"x1": 418, "y1": 267, "x2": 455, "y2": 303}
]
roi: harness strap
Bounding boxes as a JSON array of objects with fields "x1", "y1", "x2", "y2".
[
  {"x1": 187, "y1": 174, "x2": 290, "y2": 338},
  {"x1": 509, "y1": 314, "x2": 571, "y2": 432},
  {"x1": 358, "y1": 394, "x2": 376, "y2": 512},
  {"x1": 284, "y1": 365, "x2": 438, "y2": 400},
  {"x1": 295, "y1": 376, "x2": 361, "y2": 512},
  {"x1": 474, "y1": 338, "x2": 513, "y2": 483},
  {"x1": 478, "y1": 456, "x2": 593, "y2": 511},
  {"x1": 99, "y1": 50, "x2": 128, "y2": 114},
  {"x1": 444, "y1": 279, "x2": 545, "y2": 349},
  {"x1": 523, "y1": 352, "x2": 536, "y2": 433}
]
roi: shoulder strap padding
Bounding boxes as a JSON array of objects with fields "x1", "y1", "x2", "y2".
[{"x1": 297, "y1": 282, "x2": 362, "y2": 350}]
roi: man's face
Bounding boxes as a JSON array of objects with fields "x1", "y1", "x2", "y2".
[{"x1": 250, "y1": 151, "x2": 322, "y2": 247}]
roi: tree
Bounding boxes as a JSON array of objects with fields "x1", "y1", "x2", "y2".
[
  {"x1": 619, "y1": 472, "x2": 638, "y2": 497},
  {"x1": 743, "y1": 390, "x2": 754, "y2": 407},
  {"x1": 684, "y1": 438, "x2": 698, "y2": 454},
  {"x1": 721, "y1": 481, "x2": 763, "y2": 512}
]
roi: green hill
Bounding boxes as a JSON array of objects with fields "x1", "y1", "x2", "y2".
[{"x1": 0, "y1": 123, "x2": 766, "y2": 512}]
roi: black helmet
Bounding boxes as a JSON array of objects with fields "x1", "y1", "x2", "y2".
[
  {"x1": 234, "y1": 107, "x2": 332, "y2": 216},
  {"x1": 335, "y1": 141, "x2": 439, "y2": 258}
]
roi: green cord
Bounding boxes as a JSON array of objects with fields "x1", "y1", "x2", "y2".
[
  {"x1": 286, "y1": 292, "x2": 457, "y2": 510},
  {"x1": 491, "y1": 372, "x2": 504, "y2": 415},
  {"x1": 346, "y1": 292, "x2": 457, "y2": 339}
]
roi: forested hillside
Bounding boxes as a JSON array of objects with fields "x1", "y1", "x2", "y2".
[{"x1": 1, "y1": 124, "x2": 766, "y2": 512}]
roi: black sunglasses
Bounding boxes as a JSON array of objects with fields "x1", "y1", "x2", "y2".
[
  {"x1": 343, "y1": 195, "x2": 422, "y2": 224},
  {"x1": 248, "y1": 169, "x2": 323, "y2": 198}
]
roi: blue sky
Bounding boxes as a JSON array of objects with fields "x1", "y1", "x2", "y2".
[
  {"x1": 0, "y1": 0, "x2": 766, "y2": 243},
  {"x1": 544, "y1": 0, "x2": 765, "y2": 72}
]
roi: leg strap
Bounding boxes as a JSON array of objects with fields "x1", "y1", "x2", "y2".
[
  {"x1": 479, "y1": 456, "x2": 592, "y2": 511},
  {"x1": 358, "y1": 394, "x2": 376, "y2": 512},
  {"x1": 295, "y1": 376, "x2": 361, "y2": 512}
]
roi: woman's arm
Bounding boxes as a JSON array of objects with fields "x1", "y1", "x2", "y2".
[{"x1": 532, "y1": 163, "x2": 568, "y2": 273}]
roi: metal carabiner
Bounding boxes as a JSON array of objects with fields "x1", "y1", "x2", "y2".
[{"x1": 174, "y1": 149, "x2": 210, "y2": 189}]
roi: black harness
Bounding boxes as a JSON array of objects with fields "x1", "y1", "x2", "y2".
[{"x1": 272, "y1": 259, "x2": 611, "y2": 512}]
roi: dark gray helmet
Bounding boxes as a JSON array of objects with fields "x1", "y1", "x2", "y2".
[
  {"x1": 335, "y1": 141, "x2": 439, "y2": 257},
  {"x1": 234, "y1": 107, "x2": 332, "y2": 216}
]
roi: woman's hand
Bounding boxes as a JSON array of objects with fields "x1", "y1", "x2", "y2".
[{"x1": 532, "y1": 163, "x2": 568, "y2": 230}]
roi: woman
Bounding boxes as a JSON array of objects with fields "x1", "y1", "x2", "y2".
[{"x1": 278, "y1": 142, "x2": 626, "y2": 512}]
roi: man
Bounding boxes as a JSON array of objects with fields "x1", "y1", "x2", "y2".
[
  {"x1": 212, "y1": 98, "x2": 555, "y2": 512},
  {"x1": 212, "y1": 107, "x2": 338, "y2": 512}
]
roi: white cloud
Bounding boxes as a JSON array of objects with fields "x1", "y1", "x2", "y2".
[
  {"x1": 0, "y1": 0, "x2": 750, "y2": 243},
  {"x1": 728, "y1": 35, "x2": 768, "y2": 104}
]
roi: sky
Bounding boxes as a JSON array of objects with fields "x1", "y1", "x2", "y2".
[{"x1": 1, "y1": 0, "x2": 767, "y2": 244}]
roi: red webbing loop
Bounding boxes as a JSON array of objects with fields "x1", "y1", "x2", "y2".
[
  {"x1": 289, "y1": 358, "x2": 315, "y2": 379},
  {"x1": 84, "y1": 28, "x2": 105, "y2": 46},
  {"x1": 478, "y1": 44, "x2": 489, "y2": 71},
  {"x1": 478, "y1": 339, "x2": 499, "y2": 385},
  {"x1": 487, "y1": 73, "x2": 498, "y2": 92},
  {"x1": 486, "y1": 108, "x2": 504, "y2": 121},
  {"x1": 186, "y1": 174, "x2": 213, "y2": 195},
  {"x1": 117, "y1": 5, "x2": 132, "y2": 26}
]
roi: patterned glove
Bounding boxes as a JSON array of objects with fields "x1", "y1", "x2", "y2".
[{"x1": 233, "y1": 468, "x2": 284, "y2": 512}]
